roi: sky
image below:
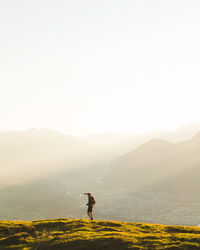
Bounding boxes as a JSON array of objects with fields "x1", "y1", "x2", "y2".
[{"x1": 0, "y1": 0, "x2": 200, "y2": 135}]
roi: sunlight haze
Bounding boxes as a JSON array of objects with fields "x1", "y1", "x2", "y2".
[{"x1": 1, "y1": 0, "x2": 200, "y2": 135}]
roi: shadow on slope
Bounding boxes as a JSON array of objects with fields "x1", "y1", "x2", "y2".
[{"x1": 0, "y1": 219, "x2": 200, "y2": 249}]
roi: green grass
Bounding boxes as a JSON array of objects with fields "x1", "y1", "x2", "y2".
[{"x1": 0, "y1": 219, "x2": 200, "y2": 249}]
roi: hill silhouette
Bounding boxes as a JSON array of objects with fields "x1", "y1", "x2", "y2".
[
  {"x1": 80, "y1": 124, "x2": 200, "y2": 157},
  {"x1": 0, "y1": 219, "x2": 200, "y2": 249},
  {"x1": 1, "y1": 128, "x2": 200, "y2": 226},
  {"x1": 111, "y1": 132, "x2": 200, "y2": 189},
  {"x1": 104, "y1": 132, "x2": 200, "y2": 225},
  {"x1": 0, "y1": 128, "x2": 95, "y2": 185}
]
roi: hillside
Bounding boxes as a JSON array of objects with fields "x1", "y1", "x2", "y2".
[
  {"x1": 79, "y1": 124, "x2": 200, "y2": 157},
  {"x1": 103, "y1": 133, "x2": 200, "y2": 225},
  {"x1": 105, "y1": 164, "x2": 200, "y2": 226},
  {"x1": 110, "y1": 133, "x2": 200, "y2": 188},
  {"x1": 0, "y1": 219, "x2": 200, "y2": 249},
  {"x1": 0, "y1": 128, "x2": 95, "y2": 185},
  {"x1": 1, "y1": 129, "x2": 200, "y2": 226}
]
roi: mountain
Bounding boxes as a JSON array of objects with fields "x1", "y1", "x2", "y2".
[
  {"x1": 0, "y1": 128, "x2": 95, "y2": 185},
  {"x1": 102, "y1": 132, "x2": 200, "y2": 225},
  {"x1": 1, "y1": 126, "x2": 200, "y2": 226},
  {"x1": 140, "y1": 123, "x2": 200, "y2": 143},
  {"x1": 110, "y1": 132, "x2": 200, "y2": 189},
  {"x1": 0, "y1": 219, "x2": 200, "y2": 249},
  {"x1": 155, "y1": 124, "x2": 200, "y2": 142},
  {"x1": 79, "y1": 124, "x2": 200, "y2": 157}
]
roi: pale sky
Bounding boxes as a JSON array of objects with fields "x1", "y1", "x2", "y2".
[{"x1": 1, "y1": 0, "x2": 200, "y2": 135}]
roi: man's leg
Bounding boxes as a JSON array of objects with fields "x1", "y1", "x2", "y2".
[
  {"x1": 89, "y1": 207, "x2": 94, "y2": 220},
  {"x1": 87, "y1": 210, "x2": 91, "y2": 219},
  {"x1": 90, "y1": 211, "x2": 94, "y2": 220},
  {"x1": 87, "y1": 207, "x2": 92, "y2": 219}
]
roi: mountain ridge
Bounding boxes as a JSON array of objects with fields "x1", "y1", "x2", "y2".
[
  {"x1": 0, "y1": 128, "x2": 95, "y2": 186},
  {"x1": 111, "y1": 130, "x2": 200, "y2": 185}
]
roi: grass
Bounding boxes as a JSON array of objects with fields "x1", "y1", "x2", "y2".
[{"x1": 0, "y1": 219, "x2": 199, "y2": 249}]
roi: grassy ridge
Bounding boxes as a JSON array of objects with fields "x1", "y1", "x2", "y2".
[{"x1": 0, "y1": 219, "x2": 200, "y2": 249}]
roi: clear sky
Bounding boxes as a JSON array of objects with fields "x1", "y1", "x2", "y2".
[{"x1": 1, "y1": 0, "x2": 200, "y2": 135}]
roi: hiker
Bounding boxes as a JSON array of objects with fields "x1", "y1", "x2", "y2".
[{"x1": 84, "y1": 192, "x2": 96, "y2": 220}]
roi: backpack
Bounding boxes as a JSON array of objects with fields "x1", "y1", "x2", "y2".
[{"x1": 91, "y1": 197, "x2": 96, "y2": 205}]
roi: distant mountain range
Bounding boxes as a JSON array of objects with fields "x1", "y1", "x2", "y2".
[
  {"x1": 0, "y1": 128, "x2": 94, "y2": 185},
  {"x1": 106, "y1": 131, "x2": 200, "y2": 225},
  {"x1": 79, "y1": 124, "x2": 200, "y2": 157},
  {"x1": 1, "y1": 125, "x2": 200, "y2": 225},
  {"x1": 110, "y1": 131, "x2": 200, "y2": 189},
  {"x1": 2, "y1": 124, "x2": 199, "y2": 186}
]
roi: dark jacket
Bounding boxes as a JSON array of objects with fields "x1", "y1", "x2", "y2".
[{"x1": 88, "y1": 196, "x2": 95, "y2": 206}]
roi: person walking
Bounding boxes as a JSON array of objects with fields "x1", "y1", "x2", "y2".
[{"x1": 84, "y1": 193, "x2": 96, "y2": 220}]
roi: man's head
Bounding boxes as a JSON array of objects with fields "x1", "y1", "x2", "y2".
[{"x1": 85, "y1": 192, "x2": 91, "y2": 196}]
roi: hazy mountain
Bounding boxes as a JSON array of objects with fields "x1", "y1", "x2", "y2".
[
  {"x1": 139, "y1": 124, "x2": 200, "y2": 143},
  {"x1": 1, "y1": 131, "x2": 200, "y2": 225},
  {"x1": 0, "y1": 128, "x2": 96, "y2": 186},
  {"x1": 79, "y1": 124, "x2": 200, "y2": 157},
  {"x1": 101, "y1": 132, "x2": 200, "y2": 225},
  {"x1": 1, "y1": 126, "x2": 200, "y2": 225},
  {"x1": 110, "y1": 131, "x2": 200, "y2": 189}
]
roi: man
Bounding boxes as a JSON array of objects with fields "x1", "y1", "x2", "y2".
[{"x1": 84, "y1": 192, "x2": 96, "y2": 220}]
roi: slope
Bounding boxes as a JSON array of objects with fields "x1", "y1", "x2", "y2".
[
  {"x1": 0, "y1": 128, "x2": 94, "y2": 185},
  {"x1": 104, "y1": 134, "x2": 200, "y2": 225},
  {"x1": 79, "y1": 124, "x2": 200, "y2": 157},
  {"x1": 0, "y1": 219, "x2": 200, "y2": 249},
  {"x1": 110, "y1": 133, "x2": 200, "y2": 189}
]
